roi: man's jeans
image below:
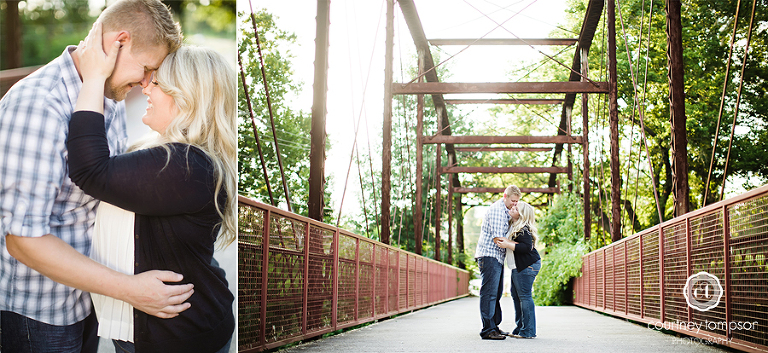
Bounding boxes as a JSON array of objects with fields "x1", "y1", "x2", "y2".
[
  {"x1": 477, "y1": 257, "x2": 504, "y2": 338},
  {"x1": 510, "y1": 260, "x2": 541, "y2": 338},
  {"x1": 1, "y1": 310, "x2": 98, "y2": 353}
]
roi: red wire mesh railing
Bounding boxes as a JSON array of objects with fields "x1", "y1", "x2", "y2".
[
  {"x1": 574, "y1": 185, "x2": 768, "y2": 352},
  {"x1": 238, "y1": 196, "x2": 470, "y2": 352}
]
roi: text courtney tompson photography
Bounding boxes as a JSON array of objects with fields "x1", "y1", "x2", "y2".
[{"x1": 648, "y1": 320, "x2": 759, "y2": 334}]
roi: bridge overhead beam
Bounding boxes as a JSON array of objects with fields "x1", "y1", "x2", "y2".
[
  {"x1": 393, "y1": 82, "x2": 609, "y2": 94},
  {"x1": 446, "y1": 98, "x2": 564, "y2": 105},
  {"x1": 453, "y1": 187, "x2": 561, "y2": 194},
  {"x1": 455, "y1": 147, "x2": 553, "y2": 152},
  {"x1": 428, "y1": 38, "x2": 578, "y2": 46},
  {"x1": 441, "y1": 166, "x2": 569, "y2": 174},
  {"x1": 424, "y1": 135, "x2": 582, "y2": 145}
]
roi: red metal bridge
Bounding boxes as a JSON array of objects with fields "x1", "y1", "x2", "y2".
[
  {"x1": 238, "y1": 0, "x2": 767, "y2": 351},
  {"x1": 239, "y1": 184, "x2": 768, "y2": 353}
]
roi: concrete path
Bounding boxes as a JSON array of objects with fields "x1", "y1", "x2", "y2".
[{"x1": 281, "y1": 296, "x2": 726, "y2": 353}]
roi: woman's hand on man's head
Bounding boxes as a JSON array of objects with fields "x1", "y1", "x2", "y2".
[
  {"x1": 73, "y1": 22, "x2": 121, "y2": 114},
  {"x1": 75, "y1": 22, "x2": 121, "y2": 83}
]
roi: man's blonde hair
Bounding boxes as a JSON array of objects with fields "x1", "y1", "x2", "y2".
[
  {"x1": 504, "y1": 185, "x2": 522, "y2": 198},
  {"x1": 98, "y1": 0, "x2": 182, "y2": 54}
]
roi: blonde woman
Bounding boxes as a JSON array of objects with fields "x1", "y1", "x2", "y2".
[
  {"x1": 494, "y1": 201, "x2": 541, "y2": 339},
  {"x1": 66, "y1": 23, "x2": 235, "y2": 353}
]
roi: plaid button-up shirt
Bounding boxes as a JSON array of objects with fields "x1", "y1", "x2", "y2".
[
  {"x1": 475, "y1": 199, "x2": 510, "y2": 264},
  {"x1": 0, "y1": 46, "x2": 127, "y2": 325}
]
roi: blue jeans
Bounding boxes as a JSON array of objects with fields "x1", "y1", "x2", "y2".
[
  {"x1": 510, "y1": 259, "x2": 541, "y2": 338},
  {"x1": 114, "y1": 336, "x2": 232, "y2": 353},
  {"x1": 477, "y1": 257, "x2": 504, "y2": 337},
  {"x1": 0, "y1": 310, "x2": 98, "y2": 353}
]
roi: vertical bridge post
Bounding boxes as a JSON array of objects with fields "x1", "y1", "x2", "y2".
[
  {"x1": 381, "y1": 0, "x2": 395, "y2": 244},
  {"x1": 308, "y1": 0, "x2": 331, "y2": 220},
  {"x1": 581, "y1": 46, "x2": 591, "y2": 241},
  {"x1": 607, "y1": 0, "x2": 622, "y2": 242}
]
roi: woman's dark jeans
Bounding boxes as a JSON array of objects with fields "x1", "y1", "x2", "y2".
[{"x1": 510, "y1": 259, "x2": 541, "y2": 338}]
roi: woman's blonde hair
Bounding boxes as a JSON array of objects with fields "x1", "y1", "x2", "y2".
[
  {"x1": 130, "y1": 46, "x2": 237, "y2": 247},
  {"x1": 508, "y1": 201, "x2": 538, "y2": 245}
]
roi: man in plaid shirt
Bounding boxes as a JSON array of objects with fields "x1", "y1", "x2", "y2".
[
  {"x1": 0, "y1": 1, "x2": 192, "y2": 351},
  {"x1": 475, "y1": 185, "x2": 521, "y2": 340}
]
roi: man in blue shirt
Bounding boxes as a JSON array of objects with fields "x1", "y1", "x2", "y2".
[
  {"x1": 475, "y1": 185, "x2": 521, "y2": 339},
  {"x1": 0, "y1": 1, "x2": 191, "y2": 351}
]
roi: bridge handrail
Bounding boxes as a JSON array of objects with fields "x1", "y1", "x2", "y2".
[
  {"x1": 238, "y1": 196, "x2": 470, "y2": 352},
  {"x1": 574, "y1": 184, "x2": 768, "y2": 353}
]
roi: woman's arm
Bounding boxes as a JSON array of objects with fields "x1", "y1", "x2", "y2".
[
  {"x1": 511, "y1": 226, "x2": 535, "y2": 254},
  {"x1": 67, "y1": 116, "x2": 215, "y2": 216}
]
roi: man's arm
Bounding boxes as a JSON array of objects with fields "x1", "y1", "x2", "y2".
[{"x1": 6, "y1": 234, "x2": 193, "y2": 319}]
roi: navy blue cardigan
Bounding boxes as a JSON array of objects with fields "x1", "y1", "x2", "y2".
[
  {"x1": 67, "y1": 110, "x2": 234, "y2": 353},
  {"x1": 510, "y1": 225, "x2": 541, "y2": 272}
]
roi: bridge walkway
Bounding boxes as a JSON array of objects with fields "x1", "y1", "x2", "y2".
[{"x1": 281, "y1": 296, "x2": 725, "y2": 352}]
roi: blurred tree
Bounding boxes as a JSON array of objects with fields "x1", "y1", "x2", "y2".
[
  {"x1": 174, "y1": 0, "x2": 235, "y2": 37},
  {"x1": 0, "y1": 0, "x2": 235, "y2": 70},
  {"x1": 2, "y1": 0, "x2": 22, "y2": 68},
  {"x1": 1, "y1": 0, "x2": 92, "y2": 69}
]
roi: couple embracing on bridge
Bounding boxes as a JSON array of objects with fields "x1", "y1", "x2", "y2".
[{"x1": 475, "y1": 185, "x2": 542, "y2": 340}]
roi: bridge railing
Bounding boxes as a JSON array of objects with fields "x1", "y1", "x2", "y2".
[
  {"x1": 237, "y1": 196, "x2": 470, "y2": 352},
  {"x1": 574, "y1": 184, "x2": 768, "y2": 352}
]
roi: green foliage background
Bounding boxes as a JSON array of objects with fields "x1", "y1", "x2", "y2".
[{"x1": 535, "y1": 190, "x2": 590, "y2": 305}]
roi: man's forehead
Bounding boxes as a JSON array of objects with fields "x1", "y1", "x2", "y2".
[{"x1": 136, "y1": 48, "x2": 168, "y2": 70}]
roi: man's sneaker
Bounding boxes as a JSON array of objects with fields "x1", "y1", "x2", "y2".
[{"x1": 482, "y1": 332, "x2": 507, "y2": 340}]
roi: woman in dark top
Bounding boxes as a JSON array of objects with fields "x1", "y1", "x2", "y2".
[
  {"x1": 495, "y1": 201, "x2": 542, "y2": 339},
  {"x1": 67, "y1": 23, "x2": 235, "y2": 353}
]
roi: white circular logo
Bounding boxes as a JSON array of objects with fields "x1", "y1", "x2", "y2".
[{"x1": 683, "y1": 271, "x2": 723, "y2": 312}]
